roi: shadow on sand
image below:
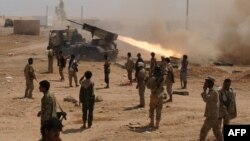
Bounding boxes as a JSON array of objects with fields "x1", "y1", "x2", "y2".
[{"x1": 62, "y1": 127, "x2": 86, "y2": 134}]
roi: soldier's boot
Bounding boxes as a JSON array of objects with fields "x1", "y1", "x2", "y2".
[
  {"x1": 81, "y1": 121, "x2": 86, "y2": 129},
  {"x1": 155, "y1": 120, "x2": 160, "y2": 129},
  {"x1": 183, "y1": 81, "x2": 187, "y2": 89},
  {"x1": 148, "y1": 119, "x2": 154, "y2": 127},
  {"x1": 88, "y1": 120, "x2": 92, "y2": 128}
]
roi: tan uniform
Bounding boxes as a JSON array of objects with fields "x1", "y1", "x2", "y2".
[
  {"x1": 166, "y1": 63, "x2": 174, "y2": 100},
  {"x1": 200, "y1": 88, "x2": 223, "y2": 141},
  {"x1": 147, "y1": 76, "x2": 164, "y2": 127},
  {"x1": 150, "y1": 57, "x2": 157, "y2": 76},
  {"x1": 48, "y1": 49, "x2": 54, "y2": 73},
  {"x1": 68, "y1": 59, "x2": 78, "y2": 86},
  {"x1": 126, "y1": 57, "x2": 134, "y2": 83},
  {"x1": 218, "y1": 87, "x2": 237, "y2": 132},
  {"x1": 104, "y1": 60, "x2": 111, "y2": 87},
  {"x1": 24, "y1": 64, "x2": 36, "y2": 98},
  {"x1": 137, "y1": 68, "x2": 146, "y2": 107}
]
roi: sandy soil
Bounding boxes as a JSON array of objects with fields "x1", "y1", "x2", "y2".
[{"x1": 0, "y1": 27, "x2": 249, "y2": 141}]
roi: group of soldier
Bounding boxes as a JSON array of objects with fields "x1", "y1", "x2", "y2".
[{"x1": 23, "y1": 49, "x2": 237, "y2": 140}]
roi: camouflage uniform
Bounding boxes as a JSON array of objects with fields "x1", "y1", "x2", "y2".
[
  {"x1": 48, "y1": 49, "x2": 54, "y2": 73},
  {"x1": 218, "y1": 87, "x2": 237, "y2": 132},
  {"x1": 126, "y1": 56, "x2": 134, "y2": 83},
  {"x1": 150, "y1": 57, "x2": 157, "y2": 76},
  {"x1": 200, "y1": 88, "x2": 223, "y2": 141},
  {"x1": 57, "y1": 54, "x2": 66, "y2": 81},
  {"x1": 146, "y1": 75, "x2": 164, "y2": 128},
  {"x1": 135, "y1": 58, "x2": 144, "y2": 80},
  {"x1": 24, "y1": 64, "x2": 36, "y2": 98},
  {"x1": 104, "y1": 60, "x2": 111, "y2": 87},
  {"x1": 166, "y1": 63, "x2": 174, "y2": 101},
  {"x1": 41, "y1": 91, "x2": 57, "y2": 125},
  {"x1": 68, "y1": 59, "x2": 78, "y2": 87},
  {"x1": 79, "y1": 79, "x2": 95, "y2": 127},
  {"x1": 137, "y1": 67, "x2": 146, "y2": 107},
  {"x1": 180, "y1": 59, "x2": 188, "y2": 88}
]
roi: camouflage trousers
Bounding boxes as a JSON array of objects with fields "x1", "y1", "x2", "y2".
[
  {"x1": 59, "y1": 67, "x2": 64, "y2": 80},
  {"x1": 68, "y1": 70, "x2": 78, "y2": 86},
  {"x1": 24, "y1": 79, "x2": 34, "y2": 98},
  {"x1": 149, "y1": 94, "x2": 163, "y2": 121},
  {"x1": 127, "y1": 70, "x2": 133, "y2": 83},
  {"x1": 138, "y1": 84, "x2": 145, "y2": 107},
  {"x1": 104, "y1": 72, "x2": 110, "y2": 85},
  {"x1": 166, "y1": 82, "x2": 173, "y2": 99},
  {"x1": 48, "y1": 58, "x2": 53, "y2": 73},
  {"x1": 200, "y1": 118, "x2": 223, "y2": 141}
]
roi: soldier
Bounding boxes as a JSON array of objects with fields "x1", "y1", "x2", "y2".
[
  {"x1": 47, "y1": 47, "x2": 54, "y2": 73},
  {"x1": 136, "y1": 62, "x2": 146, "y2": 108},
  {"x1": 24, "y1": 58, "x2": 36, "y2": 98},
  {"x1": 180, "y1": 55, "x2": 188, "y2": 89},
  {"x1": 160, "y1": 56, "x2": 167, "y2": 99},
  {"x1": 165, "y1": 57, "x2": 175, "y2": 102},
  {"x1": 41, "y1": 117, "x2": 63, "y2": 141},
  {"x1": 79, "y1": 71, "x2": 95, "y2": 128},
  {"x1": 200, "y1": 77, "x2": 223, "y2": 141},
  {"x1": 125, "y1": 52, "x2": 135, "y2": 84},
  {"x1": 57, "y1": 51, "x2": 66, "y2": 81},
  {"x1": 68, "y1": 54, "x2": 79, "y2": 87},
  {"x1": 135, "y1": 53, "x2": 144, "y2": 81},
  {"x1": 37, "y1": 80, "x2": 57, "y2": 126},
  {"x1": 218, "y1": 78, "x2": 237, "y2": 133},
  {"x1": 150, "y1": 52, "x2": 157, "y2": 76},
  {"x1": 146, "y1": 66, "x2": 164, "y2": 129},
  {"x1": 104, "y1": 54, "x2": 111, "y2": 88}
]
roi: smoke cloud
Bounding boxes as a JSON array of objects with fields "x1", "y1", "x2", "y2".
[
  {"x1": 217, "y1": 0, "x2": 250, "y2": 65},
  {"x1": 55, "y1": 0, "x2": 66, "y2": 21}
]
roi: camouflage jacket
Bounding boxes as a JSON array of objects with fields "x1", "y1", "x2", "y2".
[
  {"x1": 24, "y1": 64, "x2": 36, "y2": 80},
  {"x1": 126, "y1": 57, "x2": 134, "y2": 71},
  {"x1": 147, "y1": 76, "x2": 164, "y2": 97},
  {"x1": 201, "y1": 88, "x2": 219, "y2": 119},
  {"x1": 137, "y1": 68, "x2": 146, "y2": 86},
  {"x1": 41, "y1": 91, "x2": 57, "y2": 124},
  {"x1": 218, "y1": 87, "x2": 237, "y2": 119}
]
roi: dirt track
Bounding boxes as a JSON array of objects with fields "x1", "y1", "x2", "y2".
[{"x1": 0, "y1": 27, "x2": 250, "y2": 141}]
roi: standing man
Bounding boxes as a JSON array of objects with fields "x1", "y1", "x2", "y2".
[
  {"x1": 180, "y1": 55, "x2": 188, "y2": 89},
  {"x1": 37, "y1": 80, "x2": 57, "y2": 126},
  {"x1": 146, "y1": 66, "x2": 164, "y2": 129},
  {"x1": 104, "y1": 54, "x2": 111, "y2": 88},
  {"x1": 79, "y1": 71, "x2": 95, "y2": 128},
  {"x1": 47, "y1": 47, "x2": 54, "y2": 73},
  {"x1": 135, "y1": 53, "x2": 144, "y2": 81},
  {"x1": 200, "y1": 77, "x2": 223, "y2": 141},
  {"x1": 57, "y1": 51, "x2": 66, "y2": 81},
  {"x1": 136, "y1": 62, "x2": 146, "y2": 108},
  {"x1": 218, "y1": 78, "x2": 237, "y2": 133},
  {"x1": 150, "y1": 52, "x2": 157, "y2": 76},
  {"x1": 24, "y1": 58, "x2": 36, "y2": 98},
  {"x1": 125, "y1": 52, "x2": 135, "y2": 84},
  {"x1": 165, "y1": 57, "x2": 175, "y2": 102},
  {"x1": 68, "y1": 54, "x2": 79, "y2": 87}
]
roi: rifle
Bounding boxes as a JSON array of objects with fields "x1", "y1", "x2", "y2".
[{"x1": 56, "y1": 99, "x2": 67, "y2": 122}]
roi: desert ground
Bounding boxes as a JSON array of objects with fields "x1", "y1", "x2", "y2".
[{"x1": 0, "y1": 25, "x2": 250, "y2": 141}]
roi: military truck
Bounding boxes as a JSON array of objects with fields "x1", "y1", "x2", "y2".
[{"x1": 48, "y1": 21, "x2": 118, "y2": 61}]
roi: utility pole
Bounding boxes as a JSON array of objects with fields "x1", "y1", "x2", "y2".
[
  {"x1": 46, "y1": 5, "x2": 48, "y2": 27},
  {"x1": 186, "y1": 0, "x2": 189, "y2": 30}
]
